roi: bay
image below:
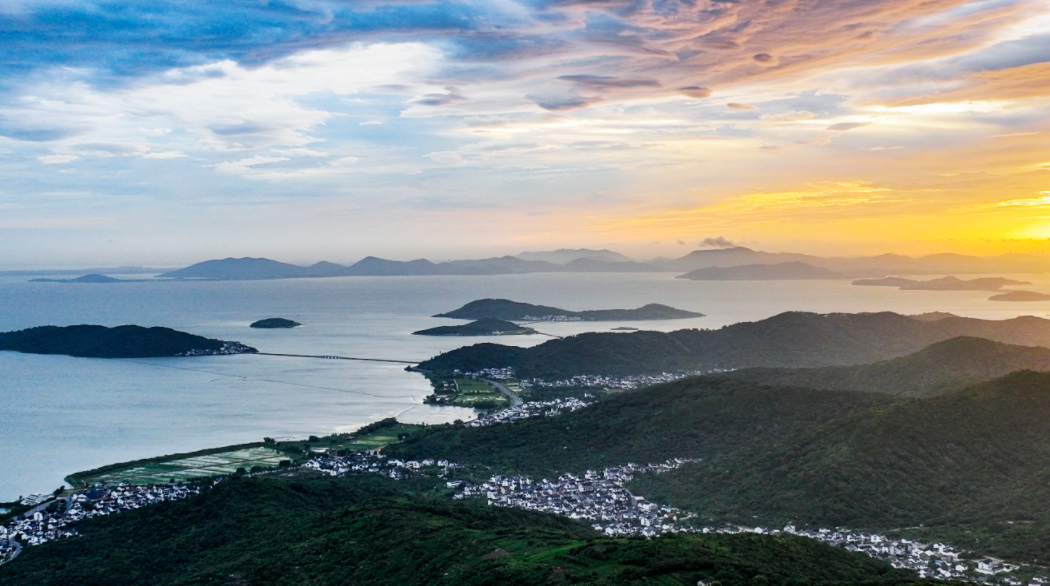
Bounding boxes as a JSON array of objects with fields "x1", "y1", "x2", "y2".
[{"x1": 2, "y1": 271, "x2": 1050, "y2": 501}]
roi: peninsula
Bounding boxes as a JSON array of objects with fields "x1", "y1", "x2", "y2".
[
  {"x1": 676, "y1": 262, "x2": 846, "y2": 281},
  {"x1": 28, "y1": 274, "x2": 147, "y2": 284},
  {"x1": 413, "y1": 318, "x2": 536, "y2": 337},
  {"x1": 434, "y1": 299, "x2": 704, "y2": 321},
  {"x1": 250, "y1": 318, "x2": 301, "y2": 329},
  {"x1": 0, "y1": 325, "x2": 258, "y2": 358},
  {"x1": 989, "y1": 290, "x2": 1050, "y2": 301},
  {"x1": 852, "y1": 275, "x2": 1030, "y2": 291}
]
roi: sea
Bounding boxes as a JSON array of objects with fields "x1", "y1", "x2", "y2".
[{"x1": 3, "y1": 271, "x2": 1050, "y2": 501}]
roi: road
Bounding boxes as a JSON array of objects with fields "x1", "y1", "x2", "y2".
[
  {"x1": 484, "y1": 379, "x2": 523, "y2": 407},
  {"x1": 255, "y1": 352, "x2": 417, "y2": 365}
]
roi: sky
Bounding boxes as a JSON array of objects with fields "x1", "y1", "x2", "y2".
[{"x1": 1, "y1": 0, "x2": 1049, "y2": 268}]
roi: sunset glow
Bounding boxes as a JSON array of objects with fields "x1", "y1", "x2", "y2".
[{"x1": 1, "y1": 0, "x2": 1049, "y2": 265}]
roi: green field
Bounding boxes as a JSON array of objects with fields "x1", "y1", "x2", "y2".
[
  {"x1": 76, "y1": 447, "x2": 288, "y2": 486},
  {"x1": 450, "y1": 378, "x2": 509, "y2": 408}
]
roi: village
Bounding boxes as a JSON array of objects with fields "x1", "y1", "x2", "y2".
[
  {"x1": 1, "y1": 482, "x2": 202, "y2": 564},
  {"x1": 1, "y1": 392, "x2": 1045, "y2": 584},
  {"x1": 458, "y1": 365, "x2": 726, "y2": 391}
]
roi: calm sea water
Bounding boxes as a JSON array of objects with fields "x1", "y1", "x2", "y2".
[{"x1": 3, "y1": 271, "x2": 1050, "y2": 501}]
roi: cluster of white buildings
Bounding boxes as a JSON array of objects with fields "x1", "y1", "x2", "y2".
[
  {"x1": 523, "y1": 370, "x2": 721, "y2": 390},
  {"x1": 454, "y1": 459, "x2": 699, "y2": 537},
  {"x1": 0, "y1": 482, "x2": 201, "y2": 561},
  {"x1": 466, "y1": 397, "x2": 593, "y2": 427},
  {"x1": 521, "y1": 315, "x2": 583, "y2": 322},
  {"x1": 305, "y1": 452, "x2": 466, "y2": 480},
  {"x1": 176, "y1": 341, "x2": 256, "y2": 356}
]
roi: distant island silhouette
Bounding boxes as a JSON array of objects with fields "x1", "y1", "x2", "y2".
[
  {"x1": 413, "y1": 318, "x2": 536, "y2": 337},
  {"x1": 852, "y1": 276, "x2": 1029, "y2": 291},
  {"x1": 676, "y1": 262, "x2": 846, "y2": 281},
  {"x1": 434, "y1": 299, "x2": 704, "y2": 322},
  {"x1": 29, "y1": 274, "x2": 149, "y2": 284},
  {"x1": 250, "y1": 318, "x2": 301, "y2": 329},
  {"x1": 988, "y1": 290, "x2": 1050, "y2": 302},
  {"x1": 0, "y1": 325, "x2": 258, "y2": 358}
]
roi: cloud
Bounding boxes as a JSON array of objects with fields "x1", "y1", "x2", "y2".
[
  {"x1": 678, "y1": 86, "x2": 711, "y2": 99},
  {"x1": 761, "y1": 111, "x2": 817, "y2": 122},
  {"x1": 413, "y1": 87, "x2": 467, "y2": 106},
  {"x1": 527, "y1": 92, "x2": 599, "y2": 111},
  {"x1": 38, "y1": 154, "x2": 79, "y2": 164},
  {"x1": 727, "y1": 103, "x2": 757, "y2": 110},
  {"x1": 559, "y1": 75, "x2": 660, "y2": 89},
  {"x1": 827, "y1": 122, "x2": 867, "y2": 131},
  {"x1": 700, "y1": 236, "x2": 735, "y2": 249}
]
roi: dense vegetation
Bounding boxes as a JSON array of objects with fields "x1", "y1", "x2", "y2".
[
  {"x1": 249, "y1": 318, "x2": 301, "y2": 328},
  {"x1": 413, "y1": 318, "x2": 536, "y2": 336},
  {"x1": 723, "y1": 336, "x2": 1050, "y2": 397},
  {"x1": 419, "y1": 311, "x2": 1050, "y2": 378},
  {"x1": 390, "y1": 377, "x2": 893, "y2": 474},
  {"x1": 0, "y1": 474, "x2": 934, "y2": 586},
  {"x1": 399, "y1": 370, "x2": 1050, "y2": 562},
  {"x1": 0, "y1": 325, "x2": 257, "y2": 358},
  {"x1": 631, "y1": 371, "x2": 1050, "y2": 561},
  {"x1": 435, "y1": 298, "x2": 704, "y2": 321}
]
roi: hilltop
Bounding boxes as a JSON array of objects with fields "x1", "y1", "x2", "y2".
[
  {"x1": 413, "y1": 318, "x2": 536, "y2": 337},
  {"x1": 677, "y1": 262, "x2": 847, "y2": 281},
  {"x1": 723, "y1": 336, "x2": 1050, "y2": 397},
  {"x1": 0, "y1": 475, "x2": 925, "y2": 586},
  {"x1": 434, "y1": 299, "x2": 704, "y2": 321},
  {"x1": 418, "y1": 311, "x2": 1050, "y2": 378},
  {"x1": 0, "y1": 325, "x2": 257, "y2": 358}
]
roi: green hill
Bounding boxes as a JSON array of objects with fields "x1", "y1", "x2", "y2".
[
  {"x1": 249, "y1": 317, "x2": 301, "y2": 329},
  {"x1": 723, "y1": 336, "x2": 1050, "y2": 397},
  {"x1": 392, "y1": 371, "x2": 1050, "y2": 562},
  {"x1": 435, "y1": 298, "x2": 704, "y2": 321},
  {"x1": 391, "y1": 377, "x2": 893, "y2": 475},
  {"x1": 418, "y1": 311, "x2": 1050, "y2": 378},
  {"x1": 413, "y1": 318, "x2": 536, "y2": 336},
  {"x1": 629, "y1": 371, "x2": 1050, "y2": 561},
  {"x1": 0, "y1": 325, "x2": 257, "y2": 358},
  {"x1": 0, "y1": 475, "x2": 928, "y2": 586}
]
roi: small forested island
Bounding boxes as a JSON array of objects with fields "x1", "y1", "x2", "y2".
[
  {"x1": 249, "y1": 318, "x2": 301, "y2": 329},
  {"x1": 435, "y1": 299, "x2": 704, "y2": 321},
  {"x1": 676, "y1": 261, "x2": 846, "y2": 281},
  {"x1": 28, "y1": 274, "x2": 142, "y2": 284},
  {"x1": 0, "y1": 325, "x2": 257, "y2": 358},
  {"x1": 852, "y1": 275, "x2": 1030, "y2": 291},
  {"x1": 989, "y1": 290, "x2": 1050, "y2": 301},
  {"x1": 413, "y1": 318, "x2": 536, "y2": 337}
]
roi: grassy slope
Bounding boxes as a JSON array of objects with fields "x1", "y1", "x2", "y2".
[
  {"x1": 419, "y1": 312, "x2": 1050, "y2": 378},
  {"x1": 722, "y1": 336, "x2": 1050, "y2": 397},
  {"x1": 0, "y1": 475, "x2": 931, "y2": 586}
]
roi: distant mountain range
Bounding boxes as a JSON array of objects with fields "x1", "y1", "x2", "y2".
[
  {"x1": 150, "y1": 247, "x2": 1050, "y2": 281},
  {"x1": 417, "y1": 311, "x2": 1050, "y2": 378},
  {"x1": 28, "y1": 273, "x2": 151, "y2": 284}
]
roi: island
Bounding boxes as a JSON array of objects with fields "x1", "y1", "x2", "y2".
[
  {"x1": 413, "y1": 318, "x2": 536, "y2": 337},
  {"x1": 28, "y1": 274, "x2": 145, "y2": 284},
  {"x1": 676, "y1": 261, "x2": 846, "y2": 281},
  {"x1": 434, "y1": 299, "x2": 704, "y2": 321},
  {"x1": 852, "y1": 275, "x2": 1030, "y2": 291},
  {"x1": 0, "y1": 325, "x2": 258, "y2": 358},
  {"x1": 250, "y1": 318, "x2": 301, "y2": 329},
  {"x1": 988, "y1": 290, "x2": 1050, "y2": 301}
]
